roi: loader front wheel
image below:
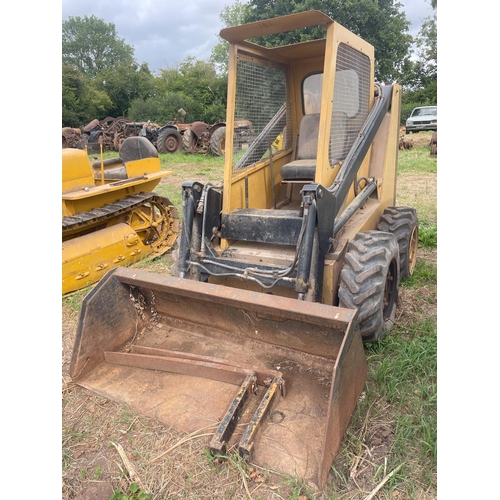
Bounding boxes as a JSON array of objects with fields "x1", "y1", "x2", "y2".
[
  {"x1": 377, "y1": 207, "x2": 418, "y2": 280},
  {"x1": 338, "y1": 231, "x2": 399, "y2": 342}
]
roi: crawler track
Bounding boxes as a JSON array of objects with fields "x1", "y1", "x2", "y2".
[{"x1": 62, "y1": 192, "x2": 179, "y2": 254}]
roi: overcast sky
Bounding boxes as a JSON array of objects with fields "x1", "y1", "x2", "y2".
[{"x1": 61, "y1": 0, "x2": 436, "y2": 74}]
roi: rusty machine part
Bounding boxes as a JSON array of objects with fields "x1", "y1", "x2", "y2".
[
  {"x1": 70, "y1": 11, "x2": 418, "y2": 491},
  {"x1": 62, "y1": 127, "x2": 87, "y2": 149},
  {"x1": 82, "y1": 117, "x2": 164, "y2": 153},
  {"x1": 182, "y1": 120, "x2": 254, "y2": 156},
  {"x1": 62, "y1": 136, "x2": 179, "y2": 295}
]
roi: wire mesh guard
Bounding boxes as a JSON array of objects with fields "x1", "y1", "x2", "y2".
[
  {"x1": 329, "y1": 43, "x2": 371, "y2": 166},
  {"x1": 232, "y1": 53, "x2": 292, "y2": 174}
]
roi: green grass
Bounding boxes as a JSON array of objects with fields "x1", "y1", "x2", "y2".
[
  {"x1": 361, "y1": 258, "x2": 437, "y2": 494},
  {"x1": 404, "y1": 260, "x2": 437, "y2": 288},
  {"x1": 159, "y1": 150, "x2": 225, "y2": 170},
  {"x1": 397, "y1": 133, "x2": 437, "y2": 174}
]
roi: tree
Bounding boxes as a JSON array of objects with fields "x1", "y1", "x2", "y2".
[
  {"x1": 399, "y1": 7, "x2": 437, "y2": 121},
  {"x1": 415, "y1": 14, "x2": 437, "y2": 82},
  {"x1": 240, "y1": 0, "x2": 413, "y2": 83},
  {"x1": 62, "y1": 15, "x2": 135, "y2": 77},
  {"x1": 95, "y1": 62, "x2": 157, "y2": 116},
  {"x1": 210, "y1": 0, "x2": 250, "y2": 74},
  {"x1": 62, "y1": 63, "x2": 113, "y2": 126},
  {"x1": 62, "y1": 63, "x2": 87, "y2": 127},
  {"x1": 156, "y1": 57, "x2": 227, "y2": 123}
]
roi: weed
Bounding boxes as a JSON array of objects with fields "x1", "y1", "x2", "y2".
[
  {"x1": 62, "y1": 449, "x2": 72, "y2": 470},
  {"x1": 284, "y1": 472, "x2": 318, "y2": 499},
  {"x1": 418, "y1": 224, "x2": 437, "y2": 249},
  {"x1": 109, "y1": 482, "x2": 152, "y2": 500},
  {"x1": 79, "y1": 468, "x2": 87, "y2": 479},
  {"x1": 94, "y1": 465, "x2": 102, "y2": 479}
]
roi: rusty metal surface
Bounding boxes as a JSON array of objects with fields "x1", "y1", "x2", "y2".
[
  {"x1": 210, "y1": 374, "x2": 257, "y2": 455},
  {"x1": 71, "y1": 267, "x2": 367, "y2": 489}
]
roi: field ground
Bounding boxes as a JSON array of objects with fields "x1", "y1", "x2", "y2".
[{"x1": 62, "y1": 131, "x2": 437, "y2": 500}]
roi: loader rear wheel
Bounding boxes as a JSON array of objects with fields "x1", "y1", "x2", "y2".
[
  {"x1": 338, "y1": 231, "x2": 399, "y2": 342},
  {"x1": 209, "y1": 127, "x2": 226, "y2": 156},
  {"x1": 157, "y1": 129, "x2": 182, "y2": 154},
  {"x1": 377, "y1": 207, "x2": 418, "y2": 280}
]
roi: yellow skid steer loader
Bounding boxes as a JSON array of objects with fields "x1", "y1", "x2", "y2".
[{"x1": 70, "y1": 11, "x2": 418, "y2": 489}]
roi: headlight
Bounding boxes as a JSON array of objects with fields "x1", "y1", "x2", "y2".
[
  {"x1": 406, "y1": 120, "x2": 413, "y2": 125},
  {"x1": 431, "y1": 120, "x2": 437, "y2": 124}
]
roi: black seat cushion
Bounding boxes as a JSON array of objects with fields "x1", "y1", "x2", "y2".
[{"x1": 280, "y1": 160, "x2": 316, "y2": 181}]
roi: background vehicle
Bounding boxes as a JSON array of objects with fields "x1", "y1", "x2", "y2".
[
  {"x1": 62, "y1": 136, "x2": 179, "y2": 294},
  {"x1": 70, "y1": 11, "x2": 418, "y2": 490},
  {"x1": 405, "y1": 105, "x2": 437, "y2": 133},
  {"x1": 78, "y1": 116, "x2": 253, "y2": 156}
]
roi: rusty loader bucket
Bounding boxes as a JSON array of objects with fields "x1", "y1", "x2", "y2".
[{"x1": 70, "y1": 267, "x2": 367, "y2": 489}]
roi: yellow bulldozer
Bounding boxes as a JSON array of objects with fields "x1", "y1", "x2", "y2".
[
  {"x1": 69, "y1": 11, "x2": 418, "y2": 490},
  {"x1": 62, "y1": 136, "x2": 179, "y2": 295}
]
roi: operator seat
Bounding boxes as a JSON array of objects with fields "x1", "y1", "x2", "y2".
[
  {"x1": 280, "y1": 113, "x2": 320, "y2": 182},
  {"x1": 280, "y1": 112, "x2": 348, "y2": 182}
]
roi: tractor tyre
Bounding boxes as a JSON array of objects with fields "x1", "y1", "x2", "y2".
[
  {"x1": 209, "y1": 127, "x2": 226, "y2": 156},
  {"x1": 377, "y1": 206, "x2": 418, "y2": 280},
  {"x1": 182, "y1": 128, "x2": 195, "y2": 153},
  {"x1": 157, "y1": 128, "x2": 182, "y2": 154},
  {"x1": 338, "y1": 231, "x2": 400, "y2": 343}
]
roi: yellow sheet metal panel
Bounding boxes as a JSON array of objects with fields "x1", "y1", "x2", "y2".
[
  {"x1": 62, "y1": 223, "x2": 148, "y2": 294},
  {"x1": 62, "y1": 148, "x2": 95, "y2": 193},
  {"x1": 220, "y1": 10, "x2": 333, "y2": 43},
  {"x1": 125, "y1": 157, "x2": 164, "y2": 177}
]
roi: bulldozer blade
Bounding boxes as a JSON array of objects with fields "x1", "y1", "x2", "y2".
[{"x1": 70, "y1": 267, "x2": 367, "y2": 489}]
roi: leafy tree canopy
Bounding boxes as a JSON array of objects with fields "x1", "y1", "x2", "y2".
[
  {"x1": 240, "y1": 0, "x2": 413, "y2": 83},
  {"x1": 210, "y1": 0, "x2": 250, "y2": 74},
  {"x1": 62, "y1": 15, "x2": 135, "y2": 77}
]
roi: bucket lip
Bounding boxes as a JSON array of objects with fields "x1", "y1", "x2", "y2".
[{"x1": 108, "y1": 266, "x2": 358, "y2": 328}]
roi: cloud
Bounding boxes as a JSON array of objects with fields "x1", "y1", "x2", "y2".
[
  {"x1": 62, "y1": 0, "x2": 434, "y2": 73},
  {"x1": 62, "y1": 0, "x2": 228, "y2": 73}
]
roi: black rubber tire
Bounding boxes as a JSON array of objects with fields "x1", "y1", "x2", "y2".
[
  {"x1": 182, "y1": 128, "x2": 194, "y2": 153},
  {"x1": 157, "y1": 128, "x2": 182, "y2": 154},
  {"x1": 377, "y1": 206, "x2": 418, "y2": 280},
  {"x1": 338, "y1": 231, "x2": 400, "y2": 343},
  {"x1": 209, "y1": 126, "x2": 226, "y2": 156}
]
